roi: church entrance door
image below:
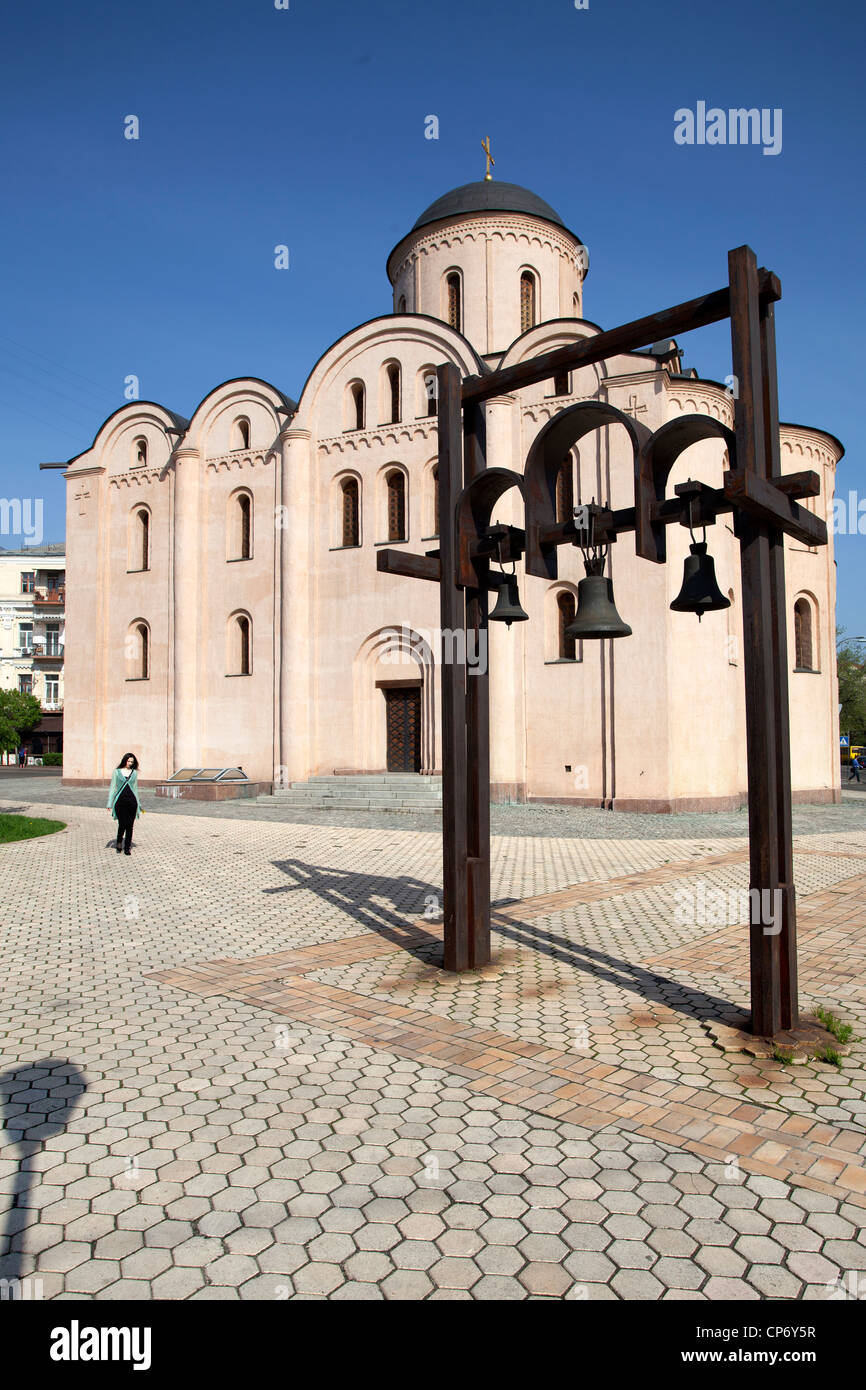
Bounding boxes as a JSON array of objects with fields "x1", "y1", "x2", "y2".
[{"x1": 384, "y1": 686, "x2": 421, "y2": 772}]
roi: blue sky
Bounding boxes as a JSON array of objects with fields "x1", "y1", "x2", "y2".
[{"x1": 1, "y1": 0, "x2": 863, "y2": 632}]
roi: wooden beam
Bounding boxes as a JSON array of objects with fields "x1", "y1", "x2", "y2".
[
  {"x1": 463, "y1": 400, "x2": 491, "y2": 970},
  {"x1": 437, "y1": 363, "x2": 469, "y2": 973},
  {"x1": 462, "y1": 269, "x2": 781, "y2": 404},
  {"x1": 730, "y1": 245, "x2": 783, "y2": 1039},
  {"x1": 376, "y1": 549, "x2": 441, "y2": 581},
  {"x1": 761, "y1": 297, "x2": 798, "y2": 1029},
  {"x1": 724, "y1": 471, "x2": 827, "y2": 547},
  {"x1": 771, "y1": 470, "x2": 820, "y2": 499}
]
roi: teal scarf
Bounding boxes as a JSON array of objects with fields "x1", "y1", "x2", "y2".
[{"x1": 107, "y1": 768, "x2": 142, "y2": 820}]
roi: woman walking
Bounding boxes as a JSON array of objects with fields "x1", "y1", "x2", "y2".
[{"x1": 107, "y1": 753, "x2": 142, "y2": 855}]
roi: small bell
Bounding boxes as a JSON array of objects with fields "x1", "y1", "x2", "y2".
[
  {"x1": 565, "y1": 557, "x2": 632, "y2": 640},
  {"x1": 670, "y1": 541, "x2": 731, "y2": 621},
  {"x1": 489, "y1": 574, "x2": 529, "y2": 627}
]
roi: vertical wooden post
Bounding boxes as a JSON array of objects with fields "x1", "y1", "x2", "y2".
[
  {"x1": 463, "y1": 402, "x2": 491, "y2": 968},
  {"x1": 729, "y1": 245, "x2": 786, "y2": 1036},
  {"x1": 760, "y1": 299, "x2": 799, "y2": 1028},
  {"x1": 437, "y1": 363, "x2": 469, "y2": 971}
]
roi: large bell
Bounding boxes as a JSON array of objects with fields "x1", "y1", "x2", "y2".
[
  {"x1": 565, "y1": 562, "x2": 632, "y2": 640},
  {"x1": 670, "y1": 541, "x2": 731, "y2": 621},
  {"x1": 489, "y1": 574, "x2": 529, "y2": 627}
]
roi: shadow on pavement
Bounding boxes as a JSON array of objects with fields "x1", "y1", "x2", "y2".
[{"x1": 0, "y1": 1060, "x2": 88, "y2": 1285}]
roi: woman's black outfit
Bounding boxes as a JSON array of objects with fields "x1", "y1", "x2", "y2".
[{"x1": 115, "y1": 781, "x2": 138, "y2": 853}]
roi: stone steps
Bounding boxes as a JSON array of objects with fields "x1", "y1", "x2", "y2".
[{"x1": 258, "y1": 774, "x2": 443, "y2": 814}]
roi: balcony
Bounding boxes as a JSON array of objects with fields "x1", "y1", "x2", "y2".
[
  {"x1": 30, "y1": 644, "x2": 63, "y2": 663},
  {"x1": 41, "y1": 702, "x2": 63, "y2": 713},
  {"x1": 33, "y1": 587, "x2": 65, "y2": 608}
]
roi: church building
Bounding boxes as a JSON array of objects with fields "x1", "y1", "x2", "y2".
[{"x1": 60, "y1": 172, "x2": 843, "y2": 810}]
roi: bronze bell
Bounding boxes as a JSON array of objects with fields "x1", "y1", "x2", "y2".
[
  {"x1": 670, "y1": 541, "x2": 731, "y2": 621},
  {"x1": 489, "y1": 574, "x2": 529, "y2": 627},
  {"x1": 565, "y1": 559, "x2": 632, "y2": 640}
]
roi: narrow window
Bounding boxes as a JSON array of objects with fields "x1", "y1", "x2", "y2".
[
  {"x1": 398, "y1": 295, "x2": 407, "y2": 314},
  {"x1": 352, "y1": 382, "x2": 365, "y2": 431},
  {"x1": 136, "y1": 623, "x2": 150, "y2": 679},
  {"x1": 447, "y1": 273, "x2": 461, "y2": 332},
  {"x1": 388, "y1": 364, "x2": 401, "y2": 424},
  {"x1": 794, "y1": 598, "x2": 813, "y2": 670},
  {"x1": 520, "y1": 272, "x2": 536, "y2": 333},
  {"x1": 239, "y1": 495, "x2": 251, "y2": 559},
  {"x1": 234, "y1": 417, "x2": 250, "y2": 450},
  {"x1": 134, "y1": 438, "x2": 147, "y2": 466},
  {"x1": 558, "y1": 592, "x2": 576, "y2": 660},
  {"x1": 432, "y1": 466, "x2": 440, "y2": 538},
  {"x1": 137, "y1": 509, "x2": 150, "y2": 570},
  {"x1": 342, "y1": 478, "x2": 360, "y2": 547},
  {"x1": 555, "y1": 458, "x2": 574, "y2": 524},
  {"x1": 237, "y1": 615, "x2": 251, "y2": 675},
  {"x1": 425, "y1": 371, "x2": 438, "y2": 417},
  {"x1": 554, "y1": 372, "x2": 569, "y2": 396},
  {"x1": 21, "y1": 571, "x2": 35, "y2": 594},
  {"x1": 387, "y1": 470, "x2": 406, "y2": 542}
]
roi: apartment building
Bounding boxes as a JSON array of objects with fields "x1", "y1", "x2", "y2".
[{"x1": 0, "y1": 543, "x2": 65, "y2": 758}]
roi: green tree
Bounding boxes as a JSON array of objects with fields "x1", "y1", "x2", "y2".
[
  {"x1": 0, "y1": 690, "x2": 42, "y2": 753},
  {"x1": 837, "y1": 629, "x2": 866, "y2": 750}
]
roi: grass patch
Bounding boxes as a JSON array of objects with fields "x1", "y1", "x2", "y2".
[
  {"x1": 0, "y1": 812, "x2": 66, "y2": 844},
  {"x1": 814, "y1": 1006, "x2": 855, "y2": 1046},
  {"x1": 813, "y1": 1045, "x2": 844, "y2": 1070},
  {"x1": 772, "y1": 1046, "x2": 793, "y2": 1066}
]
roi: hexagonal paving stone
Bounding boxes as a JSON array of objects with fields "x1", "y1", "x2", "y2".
[{"x1": 429, "y1": 1257, "x2": 483, "y2": 1290}]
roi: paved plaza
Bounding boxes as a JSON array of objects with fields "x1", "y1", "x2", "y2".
[{"x1": 1, "y1": 780, "x2": 865, "y2": 1300}]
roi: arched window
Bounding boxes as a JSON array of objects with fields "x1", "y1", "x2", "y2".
[
  {"x1": 398, "y1": 295, "x2": 407, "y2": 314},
  {"x1": 129, "y1": 622, "x2": 149, "y2": 679},
  {"x1": 229, "y1": 613, "x2": 252, "y2": 676},
  {"x1": 238, "y1": 494, "x2": 251, "y2": 559},
  {"x1": 432, "y1": 466, "x2": 440, "y2": 537},
  {"x1": 386, "y1": 470, "x2": 406, "y2": 542},
  {"x1": 341, "y1": 477, "x2": 360, "y2": 547},
  {"x1": 446, "y1": 273, "x2": 461, "y2": 332},
  {"x1": 520, "y1": 271, "x2": 536, "y2": 333},
  {"x1": 387, "y1": 364, "x2": 401, "y2": 424},
  {"x1": 228, "y1": 491, "x2": 253, "y2": 560},
  {"x1": 349, "y1": 381, "x2": 365, "y2": 431},
  {"x1": 558, "y1": 592, "x2": 576, "y2": 660},
  {"x1": 135, "y1": 508, "x2": 150, "y2": 571},
  {"x1": 233, "y1": 417, "x2": 250, "y2": 451},
  {"x1": 133, "y1": 437, "x2": 147, "y2": 467},
  {"x1": 555, "y1": 457, "x2": 574, "y2": 523},
  {"x1": 553, "y1": 372, "x2": 570, "y2": 397},
  {"x1": 573, "y1": 292, "x2": 580, "y2": 317},
  {"x1": 794, "y1": 598, "x2": 814, "y2": 671},
  {"x1": 419, "y1": 367, "x2": 438, "y2": 418}
]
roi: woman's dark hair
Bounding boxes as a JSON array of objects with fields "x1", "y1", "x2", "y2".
[{"x1": 116, "y1": 752, "x2": 139, "y2": 770}]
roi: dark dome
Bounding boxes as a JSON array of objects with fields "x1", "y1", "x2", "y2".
[{"x1": 412, "y1": 180, "x2": 573, "y2": 236}]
